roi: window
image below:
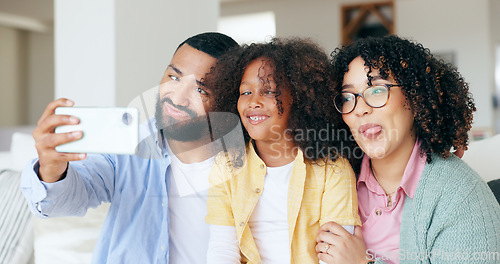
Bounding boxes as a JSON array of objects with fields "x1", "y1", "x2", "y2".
[{"x1": 218, "y1": 11, "x2": 276, "y2": 44}]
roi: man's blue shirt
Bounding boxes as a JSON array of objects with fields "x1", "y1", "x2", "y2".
[{"x1": 20, "y1": 135, "x2": 172, "y2": 264}]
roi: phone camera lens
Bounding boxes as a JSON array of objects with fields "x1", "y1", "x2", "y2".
[{"x1": 122, "y1": 113, "x2": 133, "y2": 125}]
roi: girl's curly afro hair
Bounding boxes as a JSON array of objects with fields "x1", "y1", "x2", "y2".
[
  {"x1": 330, "y1": 35, "x2": 476, "y2": 168},
  {"x1": 204, "y1": 37, "x2": 346, "y2": 163}
]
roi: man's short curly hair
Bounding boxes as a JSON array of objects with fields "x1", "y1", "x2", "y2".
[
  {"x1": 330, "y1": 35, "x2": 476, "y2": 166},
  {"x1": 205, "y1": 37, "x2": 345, "y2": 162}
]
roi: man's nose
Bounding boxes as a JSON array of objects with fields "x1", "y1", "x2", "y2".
[{"x1": 167, "y1": 78, "x2": 197, "y2": 107}]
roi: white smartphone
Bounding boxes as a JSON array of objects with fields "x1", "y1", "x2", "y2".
[{"x1": 55, "y1": 107, "x2": 139, "y2": 155}]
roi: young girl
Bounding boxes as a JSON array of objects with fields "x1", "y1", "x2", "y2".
[
  {"x1": 316, "y1": 36, "x2": 500, "y2": 264},
  {"x1": 204, "y1": 38, "x2": 361, "y2": 264}
]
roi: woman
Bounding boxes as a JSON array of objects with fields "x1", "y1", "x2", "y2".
[{"x1": 316, "y1": 36, "x2": 500, "y2": 264}]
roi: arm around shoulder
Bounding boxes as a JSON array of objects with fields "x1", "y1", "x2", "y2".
[
  {"x1": 206, "y1": 154, "x2": 235, "y2": 226},
  {"x1": 320, "y1": 157, "x2": 361, "y2": 226}
]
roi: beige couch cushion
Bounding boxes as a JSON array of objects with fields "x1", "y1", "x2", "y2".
[
  {"x1": 462, "y1": 134, "x2": 500, "y2": 182},
  {"x1": 33, "y1": 203, "x2": 110, "y2": 264}
]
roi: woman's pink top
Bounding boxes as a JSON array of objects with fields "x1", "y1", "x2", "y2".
[{"x1": 357, "y1": 142, "x2": 426, "y2": 264}]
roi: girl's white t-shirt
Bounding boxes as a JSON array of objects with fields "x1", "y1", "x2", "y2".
[
  {"x1": 248, "y1": 162, "x2": 294, "y2": 263},
  {"x1": 207, "y1": 162, "x2": 294, "y2": 264}
]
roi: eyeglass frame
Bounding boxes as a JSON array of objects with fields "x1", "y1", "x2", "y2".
[{"x1": 334, "y1": 83, "x2": 402, "y2": 114}]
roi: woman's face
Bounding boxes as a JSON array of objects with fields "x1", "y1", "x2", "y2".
[
  {"x1": 341, "y1": 56, "x2": 416, "y2": 160},
  {"x1": 237, "y1": 58, "x2": 292, "y2": 142}
]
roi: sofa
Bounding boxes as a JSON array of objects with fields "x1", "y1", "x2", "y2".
[
  {"x1": 0, "y1": 127, "x2": 498, "y2": 264},
  {"x1": 462, "y1": 133, "x2": 500, "y2": 203}
]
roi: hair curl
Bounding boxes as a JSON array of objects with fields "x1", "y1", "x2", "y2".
[
  {"x1": 205, "y1": 37, "x2": 346, "y2": 164},
  {"x1": 330, "y1": 35, "x2": 476, "y2": 170}
]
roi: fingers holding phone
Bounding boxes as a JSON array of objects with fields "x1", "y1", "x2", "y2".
[{"x1": 33, "y1": 98, "x2": 86, "y2": 183}]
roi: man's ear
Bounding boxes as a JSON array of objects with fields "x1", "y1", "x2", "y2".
[{"x1": 202, "y1": 97, "x2": 214, "y2": 112}]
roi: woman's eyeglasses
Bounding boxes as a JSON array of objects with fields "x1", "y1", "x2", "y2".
[{"x1": 334, "y1": 84, "x2": 401, "y2": 114}]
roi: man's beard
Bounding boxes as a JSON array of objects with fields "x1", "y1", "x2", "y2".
[{"x1": 155, "y1": 96, "x2": 210, "y2": 142}]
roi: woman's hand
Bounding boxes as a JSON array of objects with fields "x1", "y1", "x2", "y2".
[{"x1": 316, "y1": 221, "x2": 371, "y2": 264}]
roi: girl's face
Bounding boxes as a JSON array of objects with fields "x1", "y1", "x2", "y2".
[
  {"x1": 237, "y1": 58, "x2": 293, "y2": 143},
  {"x1": 341, "y1": 56, "x2": 416, "y2": 160}
]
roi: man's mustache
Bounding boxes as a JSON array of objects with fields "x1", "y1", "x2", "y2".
[{"x1": 161, "y1": 97, "x2": 197, "y2": 119}]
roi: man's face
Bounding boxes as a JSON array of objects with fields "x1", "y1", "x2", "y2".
[{"x1": 155, "y1": 44, "x2": 217, "y2": 141}]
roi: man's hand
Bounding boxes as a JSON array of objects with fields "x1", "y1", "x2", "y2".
[
  {"x1": 33, "y1": 98, "x2": 86, "y2": 183},
  {"x1": 316, "y1": 221, "x2": 371, "y2": 264}
]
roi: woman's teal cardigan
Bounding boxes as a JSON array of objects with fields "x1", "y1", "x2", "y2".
[{"x1": 373, "y1": 154, "x2": 500, "y2": 264}]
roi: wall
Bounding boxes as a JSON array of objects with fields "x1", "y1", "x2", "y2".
[
  {"x1": 27, "y1": 30, "x2": 54, "y2": 124},
  {"x1": 55, "y1": 0, "x2": 220, "y2": 108},
  {"x1": 115, "y1": 0, "x2": 219, "y2": 107},
  {"x1": 55, "y1": 0, "x2": 116, "y2": 106},
  {"x1": 492, "y1": 0, "x2": 500, "y2": 133},
  {"x1": 221, "y1": 0, "x2": 495, "y2": 131},
  {"x1": 395, "y1": 0, "x2": 493, "y2": 131},
  {"x1": 0, "y1": 0, "x2": 54, "y2": 126},
  {"x1": 1, "y1": 0, "x2": 219, "y2": 125},
  {"x1": 492, "y1": 0, "x2": 500, "y2": 46},
  {"x1": 1, "y1": 0, "x2": 496, "y2": 128},
  {"x1": 0, "y1": 26, "x2": 54, "y2": 126},
  {"x1": 0, "y1": 26, "x2": 27, "y2": 126},
  {"x1": 221, "y1": 0, "x2": 383, "y2": 57}
]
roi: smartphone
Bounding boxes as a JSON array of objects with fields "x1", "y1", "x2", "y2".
[{"x1": 55, "y1": 107, "x2": 139, "y2": 155}]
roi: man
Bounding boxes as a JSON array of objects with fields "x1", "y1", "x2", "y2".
[{"x1": 20, "y1": 32, "x2": 239, "y2": 264}]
